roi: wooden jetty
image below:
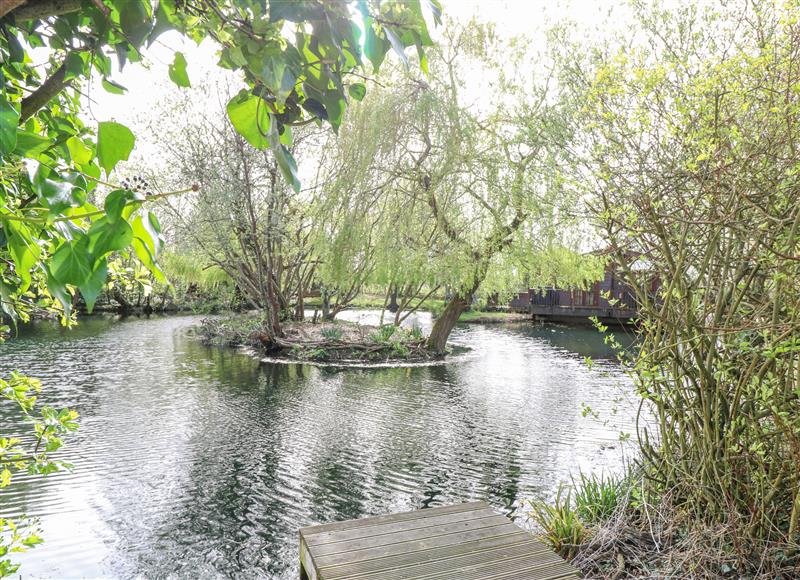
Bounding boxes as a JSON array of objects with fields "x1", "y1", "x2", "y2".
[{"x1": 299, "y1": 500, "x2": 580, "y2": 579}]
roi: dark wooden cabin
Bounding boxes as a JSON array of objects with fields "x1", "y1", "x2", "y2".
[{"x1": 508, "y1": 265, "x2": 638, "y2": 325}]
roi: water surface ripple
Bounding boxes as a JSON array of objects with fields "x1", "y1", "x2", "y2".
[{"x1": 0, "y1": 315, "x2": 636, "y2": 579}]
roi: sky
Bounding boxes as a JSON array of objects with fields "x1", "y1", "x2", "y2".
[{"x1": 85, "y1": 1, "x2": 633, "y2": 130}]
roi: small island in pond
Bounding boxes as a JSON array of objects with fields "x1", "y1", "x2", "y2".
[{"x1": 199, "y1": 315, "x2": 442, "y2": 363}]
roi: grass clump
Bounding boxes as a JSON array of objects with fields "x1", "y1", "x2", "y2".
[
  {"x1": 321, "y1": 326, "x2": 343, "y2": 340},
  {"x1": 527, "y1": 486, "x2": 587, "y2": 560},
  {"x1": 572, "y1": 471, "x2": 625, "y2": 525},
  {"x1": 370, "y1": 324, "x2": 397, "y2": 343}
]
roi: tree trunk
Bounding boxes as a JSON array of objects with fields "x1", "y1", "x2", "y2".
[
  {"x1": 321, "y1": 290, "x2": 333, "y2": 320},
  {"x1": 426, "y1": 292, "x2": 470, "y2": 354},
  {"x1": 388, "y1": 287, "x2": 399, "y2": 312},
  {"x1": 111, "y1": 287, "x2": 133, "y2": 314}
]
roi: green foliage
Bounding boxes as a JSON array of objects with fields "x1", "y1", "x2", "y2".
[
  {"x1": 572, "y1": 471, "x2": 624, "y2": 525},
  {"x1": 313, "y1": 20, "x2": 601, "y2": 349},
  {"x1": 168, "y1": 52, "x2": 190, "y2": 88},
  {"x1": 370, "y1": 324, "x2": 397, "y2": 343},
  {"x1": 97, "y1": 122, "x2": 135, "y2": 176},
  {"x1": 0, "y1": 372, "x2": 78, "y2": 577},
  {"x1": 321, "y1": 326, "x2": 343, "y2": 341},
  {"x1": 527, "y1": 487, "x2": 587, "y2": 560},
  {"x1": 226, "y1": 92, "x2": 270, "y2": 149},
  {"x1": 567, "y1": 0, "x2": 800, "y2": 560}
]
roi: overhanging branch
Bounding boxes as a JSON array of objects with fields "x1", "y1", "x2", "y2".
[
  {"x1": 2, "y1": 0, "x2": 81, "y2": 20},
  {"x1": 20, "y1": 59, "x2": 69, "y2": 122}
]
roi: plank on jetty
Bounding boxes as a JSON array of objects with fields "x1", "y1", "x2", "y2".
[{"x1": 299, "y1": 500, "x2": 581, "y2": 579}]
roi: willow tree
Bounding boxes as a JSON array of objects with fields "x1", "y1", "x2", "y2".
[
  {"x1": 318, "y1": 21, "x2": 602, "y2": 353},
  {"x1": 310, "y1": 81, "x2": 444, "y2": 323},
  {"x1": 568, "y1": 1, "x2": 800, "y2": 571}
]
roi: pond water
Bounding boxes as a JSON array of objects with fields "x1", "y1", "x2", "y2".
[{"x1": 0, "y1": 314, "x2": 637, "y2": 579}]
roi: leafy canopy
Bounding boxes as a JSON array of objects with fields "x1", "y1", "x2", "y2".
[{"x1": 0, "y1": 0, "x2": 437, "y2": 322}]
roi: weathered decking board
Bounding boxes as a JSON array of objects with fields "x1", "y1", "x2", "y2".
[{"x1": 299, "y1": 501, "x2": 580, "y2": 580}]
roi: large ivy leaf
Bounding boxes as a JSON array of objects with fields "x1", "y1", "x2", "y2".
[
  {"x1": 384, "y1": 27, "x2": 409, "y2": 68},
  {"x1": 0, "y1": 95, "x2": 20, "y2": 154},
  {"x1": 268, "y1": 117, "x2": 300, "y2": 193},
  {"x1": 14, "y1": 131, "x2": 52, "y2": 156},
  {"x1": 97, "y1": 121, "x2": 135, "y2": 175},
  {"x1": 27, "y1": 165, "x2": 87, "y2": 214},
  {"x1": 131, "y1": 211, "x2": 165, "y2": 282},
  {"x1": 348, "y1": 83, "x2": 366, "y2": 101},
  {"x1": 79, "y1": 259, "x2": 108, "y2": 313},
  {"x1": 116, "y1": 0, "x2": 153, "y2": 51},
  {"x1": 104, "y1": 189, "x2": 143, "y2": 222},
  {"x1": 46, "y1": 268, "x2": 73, "y2": 317},
  {"x1": 4, "y1": 220, "x2": 40, "y2": 292},
  {"x1": 87, "y1": 217, "x2": 133, "y2": 259},
  {"x1": 364, "y1": 17, "x2": 388, "y2": 72},
  {"x1": 101, "y1": 78, "x2": 128, "y2": 95},
  {"x1": 50, "y1": 239, "x2": 93, "y2": 286},
  {"x1": 226, "y1": 92, "x2": 270, "y2": 149},
  {"x1": 168, "y1": 52, "x2": 190, "y2": 87},
  {"x1": 66, "y1": 136, "x2": 93, "y2": 165}
]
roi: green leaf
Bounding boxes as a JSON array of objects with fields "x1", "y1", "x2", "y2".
[
  {"x1": 79, "y1": 259, "x2": 108, "y2": 313},
  {"x1": 320, "y1": 89, "x2": 344, "y2": 130},
  {"x1": 384, "y1": 27, "x2": 409, "y2": 68},
  {"x1": 46, "y1": 269, "x2": 72, "y2": 317},
  {"x1": 0, "y1": 95, "x2": 20, "y2": 154},
  {"x1": 104, "y1": 189, "x2": 143, "y2": 222},
  {"x1": 13, "y1": 131, "x2": 52, "y2": 156},
  {"x1": 63, "y1": 52, "x2": 87, "y2": 82},
  {"x1": 87, "y1": 217, "x2": 133, "y2": 258},
  {"x1": 268, "y1": 116, "x2": 301, "y2": 193},
  {"x1": 101, "y1": 78, "x2": 128, "y2": 95},
  {"x1": 4, "y1": 221, "x2": 40, "y2": 292},
  {"x1": 364, "y1": 17, "x2": 388, "y2": 72},
  {"x1": 97, "y1": 121, "x2": 135, "y2": 175},
  {"x1": 28, "y1": 166, "x2": 87, "y2": 213},
  {"x1": 168, "y1": 51, "x2": 190, "y2": 87},
  {"x1": 130, "y1": 213, "x2": 166, "y2": 282},
  {"x1": 66, "y1": 136, "x2": 93, "y2": 165},
  {"x1": 117, "y1": 0, "x2": 153, "y2": 51},
  {"x1": 348, "y1": 83, "x2": 366, "y2": 101},
  {"x1": 4, "y1": 28, "x2": 23, "y2": 63},
  {"x1": 132, "y1": 211, "x2": 164, "y2": 257},
  {"x1": 50, "y1": 239, "x2": 93, "y2": 286},
  {"x1": 226, "y1": 92, "x2": 270, "y2": 149}
]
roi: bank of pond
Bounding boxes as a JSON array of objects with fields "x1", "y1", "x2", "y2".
[{"x1": 0, "y1": 314, "x2": 636, "y2": 578}]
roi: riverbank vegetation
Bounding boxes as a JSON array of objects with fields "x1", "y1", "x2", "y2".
[{"x1": 525, "y1": 2, "x2": 800, "y2": 577}]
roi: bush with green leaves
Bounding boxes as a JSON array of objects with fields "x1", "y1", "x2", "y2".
[{"x1": 0, "y1": 372, "x2": 78, "y2": 577}]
